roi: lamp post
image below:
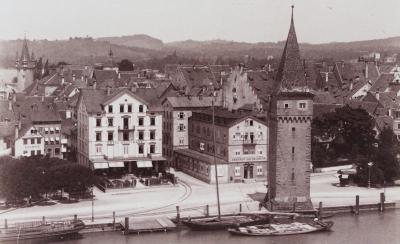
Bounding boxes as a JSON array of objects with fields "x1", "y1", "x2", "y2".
[
  {"x1": 91, "y1": 187, "x2": 94, "y2": 222},
  {"x1": 367, "y1": 162, "x2": 373, "y2": 189}
]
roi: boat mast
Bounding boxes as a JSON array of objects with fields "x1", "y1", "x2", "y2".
[{"x1": 212, "y1": 94, "x2": 221, "y2": 220}]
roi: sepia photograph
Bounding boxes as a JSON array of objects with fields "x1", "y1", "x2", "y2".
[{"x1": 0, "y1": 0, "x2": 399, "y2": 243}]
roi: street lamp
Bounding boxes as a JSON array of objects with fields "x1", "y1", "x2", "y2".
[{"x1": 367, "y1": 162, "x2": 373, "y2": 189}]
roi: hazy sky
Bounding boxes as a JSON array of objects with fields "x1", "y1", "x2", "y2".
[{"x1": 1, "y1": 0, "x2": 399, "y2": 43}]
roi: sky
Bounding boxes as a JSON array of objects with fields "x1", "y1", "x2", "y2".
[{"x1": 0, "y1": 0, "x2": 399, "y2": 44}]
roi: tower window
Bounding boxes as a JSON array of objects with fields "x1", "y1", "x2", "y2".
[
  {"x1": 284, "y1": 103, "x2": 289, "y2": 109},
  {"x1": 299, "y1": 102, "x2": 306, "y2": 109},
  {"x1": 292, "y1": 127, "x2": 296, "y2": 132},
  {"x1": 291, "y1": 146, "x2": 295, "y2": 160}
]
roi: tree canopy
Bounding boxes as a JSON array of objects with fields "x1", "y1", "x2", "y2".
[
  {"x1": 312, "y1": 105, "x2": 400, "y2": 184},
  {"x1": 0, "y1": 156, "x2": 97, "y2": 203}
]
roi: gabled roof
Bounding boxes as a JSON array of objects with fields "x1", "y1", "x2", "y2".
[
  {"x1": 275, "y1": 6, "x2": 307, "y2": 91},
  {"x1": 375, "y1": 116, "x2": 393, "y2": 132},
  {"x1": 370, "y1": 73, "x2": 394, "y2": 92},
  {"x1": 163, "y1": 96, "x2": 215, "y2": 108}
]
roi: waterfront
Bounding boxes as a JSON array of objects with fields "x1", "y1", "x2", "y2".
[{"x1": 28, "y1": 210, "x2": 399, "y2": 244}]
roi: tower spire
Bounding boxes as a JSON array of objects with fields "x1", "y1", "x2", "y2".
[{"x1": 275, "y1": 5, "x2": 307, "y2": 91}]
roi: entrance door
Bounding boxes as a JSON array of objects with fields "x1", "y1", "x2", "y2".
[{"x1": 244, "y1": 164, "x2": 254, "y2": 179}]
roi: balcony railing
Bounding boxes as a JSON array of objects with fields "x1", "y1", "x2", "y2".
[
  {"x1": 118, "y1": 125, "x2": 135, "y2": 132},
  {"x1": 242, "y1": 138, "x2": 257, "y2": 145}
]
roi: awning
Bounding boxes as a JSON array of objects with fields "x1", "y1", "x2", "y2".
[
  {"x1": 92, "y1": 162, "x2": 109, "y2": 169},
  {"x1": 137, "y1": 161, "x2": 153, "y2": 168},
  {"x1": 108, "y1": 162, "x2": 124, "y2": 168},
  {"x1": 44, "y1": 128, "x2": 49, "y2": 131},
  {"x1": 50, "y1": 128, "x2": 54, "y2": 131}
]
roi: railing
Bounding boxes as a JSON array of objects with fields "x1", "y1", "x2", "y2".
[
  {"x1": 118, "y1": 125, "x2": 135, "y2": 131},
  {"x1": 242, "y1": 138, "x2": 257, "y2": 145}
]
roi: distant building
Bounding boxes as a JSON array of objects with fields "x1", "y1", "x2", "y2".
[
  {"x1": 15, "y1": 37, "x2": 37, "y2": 92},
  {"x1": 174, "y1": 107, "x2": 268, "y2": 183}
]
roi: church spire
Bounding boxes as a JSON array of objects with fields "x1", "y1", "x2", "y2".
[{"x1": 275, "y1": 5, "x2": 307, "y2": 91}]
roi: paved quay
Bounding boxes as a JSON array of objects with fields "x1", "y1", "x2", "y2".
[{"x1": 1, "y1": 171, "x2": 399, "y2": 224}]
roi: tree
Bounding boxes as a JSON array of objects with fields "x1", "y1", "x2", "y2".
[
  {"x1": 312, "y1": 105, "x2": 376, "y2": 164},
  {"x1": 373, "y1": 127, "x2": 400, "y2": 183},
  {"x1": 118, "y1": 59, "x2": 134, "y2": 71}
]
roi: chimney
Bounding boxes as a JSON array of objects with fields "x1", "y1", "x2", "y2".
[
  {"x1": 107, "y1": 86, "x2": 111, "y2": 96},
  {"x1": 365, "y1": 63, "x2": 369, "y2": 79},
  {"x1": 8, "y1": 100, "x2": 12, "y2": 111},
  {"x1": 131, "y1": 86, "x2": 136, "y2": 93},
  {"x1": 93, "y1": 81, "x2": 97, "y2": 89},
  {"x1": 118, "y1": 72, "x2": 121, "y2": 79},
  {"x1": 61, "y1": 76, "x2": 65, "y2": 85},
  {"x1": 375, "y1": 91, "x2": 380, "y2": 100},
  {"x1": 349, "y1": 82, "x2": 353, "y2": 91},
  {"x1": 72, "y1": 73, "x2": 76, "y2": 81},
  {"x1": 66, "y1": 110, "x2": 71, "y2": 119},
  {"x1": 325, "y1": 72, "x2": 329, "y2": 82}
]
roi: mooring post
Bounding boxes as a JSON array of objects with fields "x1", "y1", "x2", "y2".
[
  {"x1": 239, "y1": 203, "x2": 242, "y2": 213},
  {"x1": 42, "y1": 216, "x2": 45, "y2": 224},
  {"x1": 355, "y1": 195, "x2": 360, "y2": 215},
  {"x1": 176, "y1": 206, "x2": 180, "y2": 225},
  {"x1": 318, "y1": 202, "x2": 323, "y2": 219},
  {"x1": 380, "y1": 192, "x2": 385, "y2": 212},
  {"x1": 205, "y1": 205, "x2": 209, "y2": 217},
  {"x1": 113, "y1": 211, "x2": 116, "y2": 229},
  {"x1": 4, "y1": 219, "x2": 7, "y2": 229},
  {"x1": 124, "y1": 217, "x2": 129, "y2": 234}
]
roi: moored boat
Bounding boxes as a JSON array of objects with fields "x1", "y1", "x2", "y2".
[
  {"x1": 182, "y1": 214, "x2": 271, "y2": 231},
  {"x1": 227, "y1": 220, "x2": 334, "y2": 236},
  {"x1": 0, "y1": 219, "x2": 85, "y2": 242}
]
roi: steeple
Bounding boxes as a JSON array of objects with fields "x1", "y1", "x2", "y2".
[
  {"x1": 20, "y1": 37, "x2": 30, "y2": 62},
  {"x1": 275, "y1": 5, "x2": 307, "y2": 91}
]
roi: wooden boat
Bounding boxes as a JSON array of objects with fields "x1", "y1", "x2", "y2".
[
  {"x1": 182, "y1": 214, "x2": 271, "y2": 231},
  {"x1": 0, "y1": 219, "x2": 85, "y2": 242},
  {"x1": 227, "y1": 220, "x2": 334, "y2": 236}
]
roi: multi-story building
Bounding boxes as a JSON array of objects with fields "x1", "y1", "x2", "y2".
[
  {"x1": 161, "y1": 96, "x2": 214, "y2": 167},
  {"x1": 13, "y1": 96, "x2": 64, "y2": 159},
  {"x1": 174, "y1": 107, "x2": 268, "y2": 184},
  {"x1": 77, "y1": 87, "x2": 165, "y2": 175},
  {"x1": 14, "y1": 122, "x2": 44, "y2": 158}
]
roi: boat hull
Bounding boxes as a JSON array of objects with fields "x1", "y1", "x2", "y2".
[
  {"x1": 0, "y1": 220, "x2": 85, "y2": 242},
  {"x1": 228, "y1": 220, "x2": 334, "y2": 236},
  {"x1": 182, "y1": 215, "x2": 271, "y2": 231}
]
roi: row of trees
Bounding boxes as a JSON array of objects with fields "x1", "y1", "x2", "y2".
[
  {"x1": 312, "y1": 105, "x2": 400, "y2": 185},
  {"x1": 0, "y1": 156, "x2": 97, "y2": 203}
]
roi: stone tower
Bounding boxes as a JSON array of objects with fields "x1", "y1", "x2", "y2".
[
  {"x1": 266, "y1": 6, "x2": 314, "y2": 211},
  {"x1": 15, "y1": 37, "x2": 36, "y2": 92}
]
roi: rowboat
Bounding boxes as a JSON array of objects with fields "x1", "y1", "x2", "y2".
[
  {"x1": 227, "y1": 220, "x2": 334, "y2": 236},
  {"x1": 182, "y1": 214, "x2": 271, "y2": 231},
  {"x1": 0, "y1": 219, "x2": 85, "y2": 242}
]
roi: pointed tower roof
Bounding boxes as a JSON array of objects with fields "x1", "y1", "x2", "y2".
[
  {"x1": 20, "y1": 37, "x2": 30, "y2": 61},
  {"x1": 275, "y1": 6, "x2": 307, "y2": 91}
]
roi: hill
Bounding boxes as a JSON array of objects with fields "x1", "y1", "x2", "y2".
[{"x1": 96, "y1": 34, "x2": 164, "y2": 50}]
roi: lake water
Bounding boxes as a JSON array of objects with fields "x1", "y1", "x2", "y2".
[
  {"x1": 0, "y1": 68, "x2": 16, "y2": 83},
  {"x1": 42, "y1": 210, "x2": 400, "y2": 244}
]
